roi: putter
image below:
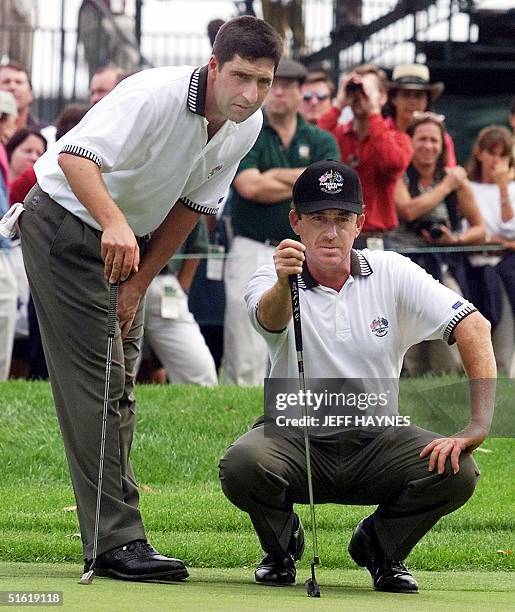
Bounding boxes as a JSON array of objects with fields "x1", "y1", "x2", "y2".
[
  {"x1": 80, "y1": 282, "x2": 119, "y2": 585},
  {"x1": 288, "y1": 274, "x2": 321, "y2": 598}
]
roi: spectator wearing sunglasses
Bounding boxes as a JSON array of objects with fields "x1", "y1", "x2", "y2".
[{"x1": 299, "y1": 71, "x2": 335, "y2": 125}]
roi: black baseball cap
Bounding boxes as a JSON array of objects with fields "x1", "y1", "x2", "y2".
[{"x1": 292, "y1": 161, "x2": 363, "y2": 215}]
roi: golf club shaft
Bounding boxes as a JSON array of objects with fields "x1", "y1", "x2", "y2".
[
  {"x1": 288, "y1": 275, "x2": 320, "y2": 565},
  {"x1": 91, "y1": 282, "x2": 119, "y2": 566}
]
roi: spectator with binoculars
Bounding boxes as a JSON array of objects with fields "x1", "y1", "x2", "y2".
[{"x1": 318, "y1": 64, "x2": 412, "y2": 250}]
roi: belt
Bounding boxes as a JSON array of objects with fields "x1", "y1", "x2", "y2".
[{"x1": 22, "y1": 185, "x2": 153, "y2": 249}]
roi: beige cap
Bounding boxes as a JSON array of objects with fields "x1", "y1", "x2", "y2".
[{"x1": 275, "y1": 58, "x2": 308, "y2": 83}]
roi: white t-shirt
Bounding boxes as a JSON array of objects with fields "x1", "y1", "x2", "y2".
[
  {"x1": 35, "y1": 66, "x2": 263, "y2": 236},
  {"x1": 469, "y1": 181, "x2": 515, "y2": 240},
  {"x1": 245, "y1": 249, "x2": 476, "y2": 380}
]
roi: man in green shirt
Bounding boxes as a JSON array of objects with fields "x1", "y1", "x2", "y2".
[{"x1": 223, "y1": 58, "x2": 340, "y2": 386}]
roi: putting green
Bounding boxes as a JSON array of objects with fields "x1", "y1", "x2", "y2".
[{"x1": 0, "y1": 563, "x2": 513, "y2": 611}]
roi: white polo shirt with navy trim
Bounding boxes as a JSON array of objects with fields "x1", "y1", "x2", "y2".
[
  {"x1": 34, "y1": 65, "x2": 263, "y2": 236},
  {"x1": 245, "y1": 249, "x2": 476, "y2": 379}
]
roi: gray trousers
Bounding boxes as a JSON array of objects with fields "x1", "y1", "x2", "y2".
[
  {"x1": 219, "y1": 421, "x2": 479, "y2": 561},
  {"x1": 20, "y1": 186, "x2": 146, "y2": 558}
]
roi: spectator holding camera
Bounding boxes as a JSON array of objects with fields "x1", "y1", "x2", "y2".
[
  {"x1": 393, "y1": 114, "x2": 484, "y2": 253},
  {"x1": 392, "y1": 114, "x2": 484, "y2": 374},
  {"x1": 318, "y1": 64, "x2": 412, "y2": 248},
  {"x1": 464, "y1": 125, "x2": 515, "y2": 375}
]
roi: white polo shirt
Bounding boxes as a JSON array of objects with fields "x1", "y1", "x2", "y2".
[
  {"x1": 34, "y1": 65, "x2": 263, "y2": 236},
  {"x1": 246, "y1": 249, "x2": 476, "y2": 379}
]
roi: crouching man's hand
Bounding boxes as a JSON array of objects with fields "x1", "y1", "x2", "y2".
[
  {"x1": 273, "y1": 239, "x2": 306, "y2": 286},
  {"x1": 420, "y1": 426, "x2": 488, "y2": 475},
  {"x1": 256, "y1": 240, "x2": 306, "y2": 333}
]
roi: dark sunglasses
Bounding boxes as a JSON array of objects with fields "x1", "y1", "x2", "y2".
[{"x1": 303, "y1": 92, "x2": 330, "y2": 102}]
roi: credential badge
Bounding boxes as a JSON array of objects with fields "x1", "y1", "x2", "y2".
[
  {"x1": 298, "y1": 144, "x2": 310, "y2": 159},
  {"x1": 319, "y1": 170, "x2": 343, "y2": 194}
]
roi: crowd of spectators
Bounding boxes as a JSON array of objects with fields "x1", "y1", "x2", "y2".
[{"x1": 0, "y1": 6, "x2": 514, "y2": 383}]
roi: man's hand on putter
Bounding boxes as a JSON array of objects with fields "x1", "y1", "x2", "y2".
[
  {"x1": 117, "y1": 279, "x2": 143, "y2": 338},
  {"x1": 420, "y1": 430, "x2": 486, "y2": 475},
  {"x1": 101, "y1": 221, "x2": 140, "y2": 284},
  {"x1": 274, "y1": 239, "x2": 306, "y2": 285}
]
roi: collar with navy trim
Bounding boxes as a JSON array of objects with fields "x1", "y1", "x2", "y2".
[
  {"x1": 298, "y1": 249, "x2": 373, "y2": 290},
  {"x1": 187, "y1": 65, "x2": 208, "y2": 117}
]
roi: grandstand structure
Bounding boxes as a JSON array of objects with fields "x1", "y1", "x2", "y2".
[{"x1": 1, "y1": 0, "x2": 513, "y2": 158}]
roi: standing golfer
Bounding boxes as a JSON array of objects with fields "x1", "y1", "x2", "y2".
[
  {"x1": 219, "y1": 160, "x2": 496, "y2": 593},
  {"x1": 2, "y1": 16, "x2": 283, "y2": 582}
]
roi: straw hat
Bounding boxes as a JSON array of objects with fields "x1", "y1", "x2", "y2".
[{"x1": 388, "y1": 64, "x2": 444, "y2": 101}]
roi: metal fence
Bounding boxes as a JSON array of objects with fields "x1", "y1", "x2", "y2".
[
  {"x1": 336, "y1": 0, "x2": 473, "y2": 70},
  {"x1": 0, "y1": 0, "x2": 482, "y2": 122}
]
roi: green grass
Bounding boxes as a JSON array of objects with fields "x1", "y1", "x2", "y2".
[
  {"x1": 1, "y1": 563, "x2": 514, "y2": 612},
  {"x1": 0, "y1": 380, "x2": 513, "y2": 573}
]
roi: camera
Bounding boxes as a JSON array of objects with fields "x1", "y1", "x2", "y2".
[
  {"x1": 409, "y1": 218, "x2": 447, "y2": 240},
  {"x1": 345, "y1": 80, "x2": 363, "y2": 94}
]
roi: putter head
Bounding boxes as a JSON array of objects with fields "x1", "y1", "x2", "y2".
[
  {"x1": 305, "y1": 577, "x2": 321, "y2": 597},
  {"x1": 79, "y1": 568, "x2": 95, "y2": 584}
]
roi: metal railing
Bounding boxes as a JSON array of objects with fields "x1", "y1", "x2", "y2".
[
  {"x1": 304, "y1": 0, "x2": 471, "y2": 73},
  {"x1": 0, "y1": 0, "x2": 497, "y2": 123}
]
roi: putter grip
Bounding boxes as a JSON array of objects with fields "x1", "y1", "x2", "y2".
[
  {"x1": 107, "y1": 282, "x2": 119, "y2": 337},
  {"x1": 288, "y1": 275, "x2": 303, "y2": 352}
]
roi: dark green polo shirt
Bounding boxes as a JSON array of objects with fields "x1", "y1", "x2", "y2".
[{"x1": 230, "y1": 113, "x2": 340, "y2": 243}]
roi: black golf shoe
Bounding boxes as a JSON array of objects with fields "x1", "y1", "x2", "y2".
[
  {"x1": 84, "y1": 540, "x2": 188, "y2": 582},
  {"x1": 255, "y1": 513, "x2": 305, "y2": 586},
  {"x1": 348, "y1": 518, "x2": 418, "y2": 593}
]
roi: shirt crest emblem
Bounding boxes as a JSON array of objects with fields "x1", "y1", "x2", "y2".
[{"x1": 370, "y1": 316, "x2": 388, "y2": 337}]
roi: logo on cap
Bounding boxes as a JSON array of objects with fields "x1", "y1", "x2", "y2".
[{"x1": 318, "y1": 170, "x2": 343, "y2": 194}]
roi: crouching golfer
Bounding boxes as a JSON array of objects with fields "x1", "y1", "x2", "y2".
[
  {"x1": 2, "y1": 17, "x2": 283, "y2": 582},
  {"x1": 219, "y1": 160, "x2": 496, "y2": 593}
]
